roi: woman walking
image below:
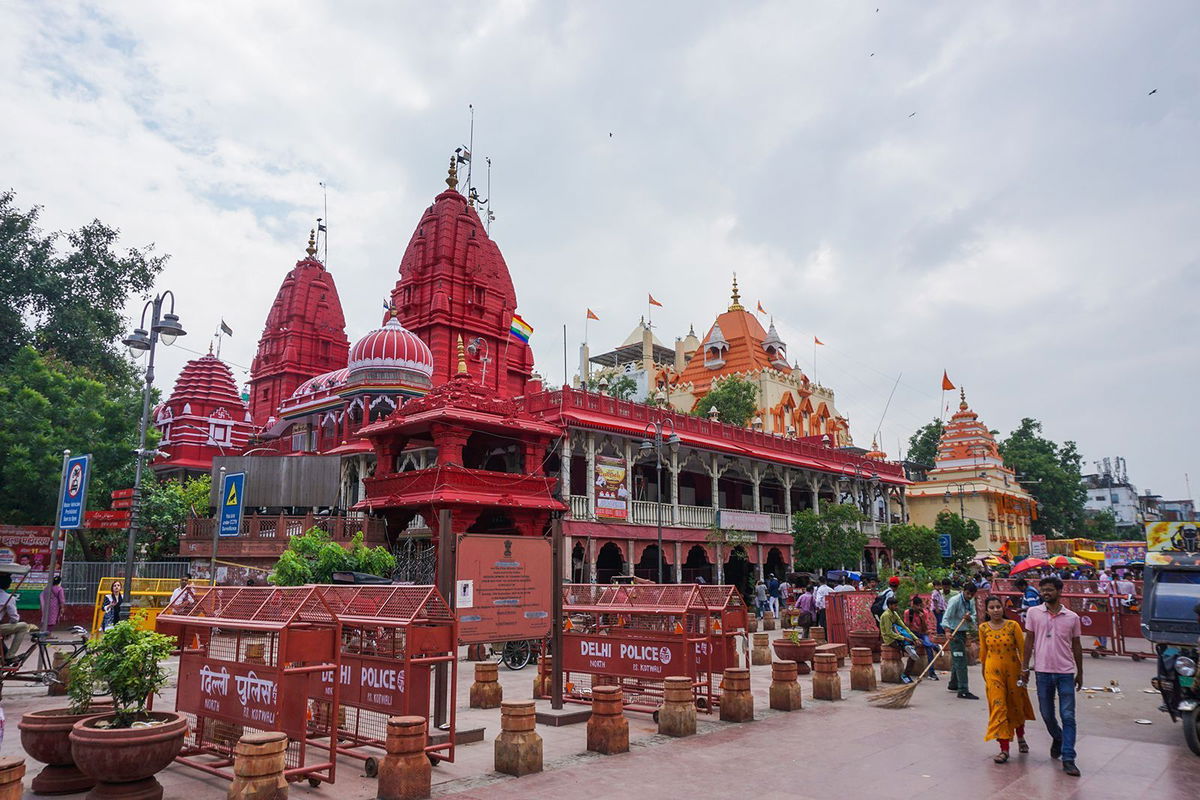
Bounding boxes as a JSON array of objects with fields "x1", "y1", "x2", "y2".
[
  {"x1": 980, "y1": 595, "x2": 1036, "y2": 762},
  {"x1": 101, "y1": 580, "x2": 124, "y2": 631},
  {"x1": 40, "y1": 575, "x2": 67, "y2": 629}
]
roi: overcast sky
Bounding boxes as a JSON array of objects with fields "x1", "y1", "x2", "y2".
[{"x1": 3, "y1": 1, "x2": 1197, "y2": 500}]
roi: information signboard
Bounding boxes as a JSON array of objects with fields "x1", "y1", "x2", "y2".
[
  {"x1": 561, "y1": 633, "x2": 687, "y2": 679},
  {"x1": 57, "y1": 454, "x2": 91, "y2": 529},
  {"x1": 1030, "y1": 535, "x2": 1048, "y2": 559},
  {"x1": 455, "y1": 534, "x2": 552, "y2": 645},
  {"x1": 218, "y1": 472, "x2": 246, "y2": 537}
]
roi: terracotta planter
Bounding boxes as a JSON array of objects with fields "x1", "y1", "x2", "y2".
[
  {"x1": 847, "y1": 629, "x2": 881, "y2": 657},
  {"x1": 19, "y1": 705, "x2": 113, "y2": 795},
  {"x1": 70, "y1": 712, "x2": 187, "y2": 800}
]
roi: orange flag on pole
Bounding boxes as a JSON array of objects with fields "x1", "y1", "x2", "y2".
[
  {"x1": 586, "y1": 308, "x2": 599, "y2": 321},
  {"x1": 941, "y1": 370, "x2": 955, "y2": 391},
  {"x1": 757, "y1": 301, "x2": 766, "y2": 314},
  {"x1": 814, "y1": 336, "x2": 824, "y2": 346},
  {"x1": 648, "y1": 294, "x2": 663, "y2": 307}
]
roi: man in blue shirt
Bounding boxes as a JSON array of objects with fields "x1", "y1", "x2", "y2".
[{"x1": 942, "y1": 583, "x2": 979, "y2": 699}]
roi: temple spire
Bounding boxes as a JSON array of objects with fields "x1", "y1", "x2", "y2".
[
  {"x1": 305, "y1": 229, "x2": 317, "y2": 258},
  {"x1": 456, "y1": 334, "x2": 468, "y2": 375},
  {"x1": 959, "y1": 387, "x2": 967, "y2": 410},
  {"x1": 446, "y1": 155, "x2": 459, "y2": 191},
  {"x1": 728, "y1": 273, "x2": 744, "y2": 311}
]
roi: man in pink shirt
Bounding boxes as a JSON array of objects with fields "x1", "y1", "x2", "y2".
[{"x1": 1021, "y1": 575, "x2": 1084, "y2": 777}]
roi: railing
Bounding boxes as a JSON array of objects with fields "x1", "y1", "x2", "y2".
[
  {"x1": 768, "y1": 513, "x2": 790, "y2": 533},
  {"x1": 569, "y1": 495, "x2": 591, "y2": 519},
  {"x1": 678, "y1": 504, "x2": 715, "y2": 528},
  {"x1": 61, "y1": 560, "x2": 190, "y2": 607},
  {"x1": 180, "y1": 514, "x2": 387, "y2": 556}
]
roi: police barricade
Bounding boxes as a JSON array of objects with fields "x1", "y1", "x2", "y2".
[
  {"x1": 554, "y1": 583, "x2": 748, "y2": 714},
  {"x1": 156, "y1": 586, "x2": 342, "y2": 787},
  {"x1": 988, "y1": 579, "x2": 1127, "y2": 658},
  {"x1": 312, "y1": 585, "x2": 458, "y2": 768}
]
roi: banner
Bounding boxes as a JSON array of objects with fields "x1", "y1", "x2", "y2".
[
  {"x1": 1029, "y1": 534, "x2": 1048, "y2": 559},
  {"x1": 0, "y1": 525, "x2": 63, "y2": 609},
  {"x1": 1145, "y1": 520, "x2": 1200, "y2": 566},
  {"x1": 1102, "y1": 542, "x2": 1146, "y2": 568},
  {"x1": 594, "y1": 455, "x2": 629, "y2": 519}
]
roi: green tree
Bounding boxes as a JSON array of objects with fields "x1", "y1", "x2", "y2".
[
  {"x1": 692, "y1": 376, "x2": 759, "y2": 426},
  {"x1": 607, "y1": 374, "x2": 638, "y2": 401},
  {"x1": 881, "y1": 523, "x2": 942, "y2": 568},
  {"x1": 906, "y1": 419, "x2": 945, "y2": 467},
  {"x1": 268, "y1": 528, "x2": 397, "y2": 585},
  {"x1": 139, "y1": 474, "x2": 211, "y2": 559},
  {"x1": 0, "y1": 348, "x2": 149, "y2": 558},
  {"x1": 1081, "y1": 509, "x2": 1121, "y2": 541},
  {"x1": 791, "y1": 503, "x2": 868, "y2": 573},
  {"x1": 998, "y1": 418, "x2": 1086, "y2": 538},
  {"x1": 934, "y1": 510, "x2": 981, "y2": 565},
  {"x1": 0, "y1": 190, "x2": 166, "y2": 383}
]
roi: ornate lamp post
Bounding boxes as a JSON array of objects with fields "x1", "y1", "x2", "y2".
[
  {"x1": 121, "y1": 291, "x2": 186, "y2": 587},
  {"x1": 639, "y1": 418, "x2": 680, "y2": 583}
]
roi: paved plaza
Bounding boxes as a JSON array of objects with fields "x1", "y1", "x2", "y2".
[{"x1": 2, "y1": 628, "x2": 1197, "y2": 799}]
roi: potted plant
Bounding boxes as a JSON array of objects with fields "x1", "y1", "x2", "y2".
[
  {"x1": 67, "y1": 622, "x2": 187, "y2": 799},
  {"x1": 772, "y1": 629, "x2": 817, "y2": 671}
]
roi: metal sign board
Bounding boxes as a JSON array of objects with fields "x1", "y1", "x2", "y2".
[
  {"x1": 938, "y1": 534, "x2": 953, "y2": 558},
  {"x1": 218, "y1": 472, "x2": 246, "y2": 537},
  {"x1": 57, "y1": 454, "x2": 92, "y2": 529},
  {"x1": 455, "y1": 535, "x2": 552, "y2": 645}
]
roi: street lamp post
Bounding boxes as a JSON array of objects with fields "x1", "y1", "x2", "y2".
[
  {"x1": 942, "y1": 480, "x2": 985, "y2": 522},
  {"x1": 640, "y1": 418, "x2": 680, "y2": 583},
  {"x1": 121, "y1": 291, "x2": 186, "y2": 588}
]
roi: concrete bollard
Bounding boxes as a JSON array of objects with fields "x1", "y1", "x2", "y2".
[
  {"x1": 719, "y1": 668, "x2": 754, "y2": 722},
  {"x1": 850, "y1": 647, "x2": 877, "y2": 692},
  {"x1": 751, "y1": 633, "x2": 771, "y2": 666},
  {"x1": 933, "y1": 635, "x2": 952, "y2": 671},
  {"x1": 658, "y1": 676, "x2": 697, "y2": 737},
  {"x1": 762, "y1": 611, "x2": 776, "y2": 631},
  {"x1": 48, "y1": 651, "x2": 69, "y2": 696},
  {"x1": 809, "y1": 626, "x2": 826, "y2": 643},
  {"x1": 494, "y1": 701, "x2": 543, "y2": 776},
  {"x1": 880, "y1": 645, "x2": 905, "y2": 684},
  {"x1": 0, "y1": 757, "x2": 24, "y2": 800},
  {"x1": 227, "y1": 731, "x2": 287, "y2": 800},
  {"x1": 811, "y1": 652, "x2": 842, "y2": 701},
  {"x1": 470, "y1": 662, "x2": 503, "y2": 709},
  {"x1": 376, "y1": 716, "x2": 431, "y2": 800},
  {"x1": 768, "y1": 660, "x2": 803, "y2": 711},
  {"x1": 967, "y1": 635, "x2": 980, "y2": 666},
  {"x1": 533, "y1": 655, "x2": 552, "y2": 698},
  {"x1": 587, "y1": 686, "x2": 629, "y2": 754}
]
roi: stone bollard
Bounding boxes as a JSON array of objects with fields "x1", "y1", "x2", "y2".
[
  {"x1": 751, "y1": 633, "x2": 771, "y2": 666},
  {"x1": 906, "y1": 650, "x2": 928, "y2": 678},
  {"x1": 658, "y1": 676, "x2": 697, "y2": 737},
  {"x1": 465, "y1": 643, "x2": 488, "y2": 661},
  {"x1": 809, "y1": 626, "x2": 826, "y2": 643},
  {"x1": 0, "y1": 757, "x2": 25, "y2": 800},
  {"x1": 747, "y1": 614, "x2": 759, "y2": 633},
  {"x1": 762, "y1": 611, "x2": 776, "y2": 631},
  {"x1": 880, "y1": 644, "x2": 904, "y2": 684},
  {"x1": 967, "y1": 634, "x2": 980, "y2": 666},
  {"x1": 719, "y1": 668, "x2": 754, "y2": 722},
  {"x1": 811, "y1": 652, "x2": 842, "y2": 701},
  {"x1": 769, "y1": 660, "x2": 803, "y2": 711},
  {"x1": 587, "y1": 686, "x2": 629, "y2": 754},
  {"x1": 850, "y1": 647, "x2": 877, "y2": 692},
  {"x1": 933, "y1": 635, "x2": 952, "y2": 671},
  {"x1": 495, "y1": 701, "x2": 543, "y2": 776},
  {"x1": 48, "y1": 651, "x2": 69, "y2": 696},
  {"x1": 227, "y1": 731, "x2": 287, "y2": 800},
  {"x1": 470, "y1": 662, "x2": 503, "y2": 709},
  {"x1": 532, "y1": 655, "x2": 552, "y2": 698},
  {"x1": 377, "y1": 716, "x2": 431, "y2": 800}
]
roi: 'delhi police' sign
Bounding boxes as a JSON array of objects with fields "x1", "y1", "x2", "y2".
[
  {"x1": 57, "y1": 454, "x2": 92, "y2": 529},
  {"x1": 218, "y1": 472, "x2": 246, "y2": 537}
]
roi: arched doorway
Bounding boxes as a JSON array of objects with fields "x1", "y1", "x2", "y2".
[
  {"x1": 682, "y1": 545, "x2": 713, "y2": 584},
  {"x1": 765, "y1": 547, "x2": 787, "y2": 581},
  {"x1": 596, "y1": 542, "x2": 625, "y2": 584},
  {"x1": 571, "y1": 542, "x2": 587, "y2": 583},
  {"x1": 723, "y1": 545, "x2": 753, "y2": 601},
  {"x1": 634, "y1": 545, "x2": 669, "y2": 583}
]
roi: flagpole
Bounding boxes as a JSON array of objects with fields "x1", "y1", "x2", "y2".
[{"x1": 813, "y1": 339, "x2": 817, "y2": 384}]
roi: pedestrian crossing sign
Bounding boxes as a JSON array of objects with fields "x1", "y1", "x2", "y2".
[{"x1": 218, "y1": 472, "x2": 246, "y2": 537}]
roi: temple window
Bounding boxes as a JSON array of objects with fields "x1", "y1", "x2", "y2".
[
  {"x1": 474, "y1": 286, "x2": 486, "y2": 305},
  {"x1": 210, "y1": 424, "x2": 230, "y2": 444}
]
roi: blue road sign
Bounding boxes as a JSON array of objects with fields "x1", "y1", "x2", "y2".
[
  {"x1": 939, "y1": 533, "x2": 953, "y2": 558},
  {"x1": 57, "y1": 454, "x2": 92, "y2": 529},
  {"x1": 218, "y1": 472, "x2": 246, "y2": 537}
]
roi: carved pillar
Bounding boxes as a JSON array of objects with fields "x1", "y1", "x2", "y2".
[
  {"x1": 584, "y1": 433, "x2": 596, "y2": 520},
  {"x1": 809, "y1": 479, "x2": 820, "y2": 515},
  {"x1": 432, "y1": 423, "x2": 468, "y2": 467},
  {"x1": 709, "y1": 455, "x2": 720, "y2": 514},
  {"x1": 756, "y1": 544, "x2": 764, "y2": 579},
  {"x1": 715, "y1": 543, "x2": 724, "y2": 584},
  {"x1": 587, "y1": 537, "x2": 597, "y2": 583},
  {"x1": 669, "y1": 451, "x2": 680, "y2": 525},
  {"x1": 673, "y1": 541, "x2": 682, "y2": 583},
  {"x1": 560, "y1": 435, "x2": 573, "y2": 504},
  {"x1": 782, "y1": 471, "x2": 794, "y2": 518},
  {"x1": 751, "y1": 465, "x2": 762, "y2": 513},
  {"x1": 623, "y1": 439, "x2": 634, "y2": 502}
]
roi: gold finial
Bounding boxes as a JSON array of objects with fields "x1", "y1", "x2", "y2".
[
  {"x1": 456, "y1": 334, "x2": 468, "y2": 375},
  {"x1": 305, "y1": 229, "x2": 318, "y2": 258},
  {"x1": 728, "y1": 273, "x2": 744, "y2": 311},
  {"x1": 446, "y1": 155, "x2": 459, "y2": 191},
  {"x1": 959, "y1": 387, "x2": 967, "y2": 410}
]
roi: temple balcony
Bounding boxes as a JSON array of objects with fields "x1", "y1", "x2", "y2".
[
  {"x1": 179, "y1": 513, "x2": 389, "y2": 559},
  {"x1": 361, "y1": 466, "x2": 563, "y2": 511}
]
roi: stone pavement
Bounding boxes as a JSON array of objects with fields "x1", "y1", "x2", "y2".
[{"x1": 1, "y1": 628, "x2": 1197, "y2": 799}]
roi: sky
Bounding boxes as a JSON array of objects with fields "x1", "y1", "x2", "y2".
[{"x1": 2, "y1": 1, "x2": 1197, "y2": 501}]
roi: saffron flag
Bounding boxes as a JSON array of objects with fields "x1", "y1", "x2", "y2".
[
  {"x1": 941, "y1": 370, "x2": 955, "y2": 391},
  {"x1": 510, "y1": 314, "x2": 533, "y2": 343},
  {"x1": 586, "y1": 308, "x2": 599, "y2": 321},
  {"x1": 757, "y1": 301, "x2": 766, "y2": 314},
  {"x1": 814, "y1": 336, "x2": 824, "y2": 346},
  {"x1": 648, "y1": 294, "x2": 663, "y2": 307}
]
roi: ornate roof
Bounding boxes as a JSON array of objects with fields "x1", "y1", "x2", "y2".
[
  {"x1": 152, "y1": 353, "x2": 253, "y2": 472},
  {"x1": 348, "y1": 315, "x2": 434, "y2": 378},
  {"x1": 931, "y1": 389, "x2": 1007, "y2": 471},
  {"x1": 677, "y1": 305, "x2": 790, "y2": 393}
]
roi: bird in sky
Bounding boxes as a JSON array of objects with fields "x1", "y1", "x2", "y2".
[
  {"x1": 908, "y1": 112, "x2": 916, "y2": 118},
  {"x1": 609, "y1": 132, "x2": 613, "y2": 137},
  {"x1": 870, "y1": 52, "x2": 875, "y2": 56},
  {"x1": 1148, "y1": 89, "x2": 1158, "y2": 95}
]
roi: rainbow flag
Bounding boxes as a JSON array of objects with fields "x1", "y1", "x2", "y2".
[{"x1": 510, "y1": 314, "x2": 533, "y2": 343}]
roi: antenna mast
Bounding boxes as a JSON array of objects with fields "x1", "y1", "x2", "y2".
[
  {"x1": 467, "y1": 104, "x2": 474, "y2": 197},
  {"x1": 318, "y1": 181, "x2": 329, "y2": 266}
]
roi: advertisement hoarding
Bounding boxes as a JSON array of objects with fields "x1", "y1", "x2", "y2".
[
  {"x1": 1029, "y1": 535, "x2": 1048, "y2": 558},
  {"x1": 1144, "y1": 521, "x2": 1200, "y2": 566},
  {"x1": 0, "y1": 526, "x2": 63, "y2": 608},
  {"x1": 594, "y1": 455, "x2": 628, "y2": 519}
]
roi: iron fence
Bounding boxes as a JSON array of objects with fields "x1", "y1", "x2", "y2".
[{"x1": 60, "y1": 560, "x2": 191, "y2": 607}]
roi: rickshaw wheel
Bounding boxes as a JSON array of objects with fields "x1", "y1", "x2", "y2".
[
  {"x1": 428, "y1": 753, "x2": 442, "y2": 766},
  {"x1": 1183, "y1": 708, "x2": 1200, "y2": 757},
  {"x1": 364, "y1": 756, "x2": 379, "y2": 777},
  {"x1": 308, "y1": 777, "x2": 321, "y2": 787}
]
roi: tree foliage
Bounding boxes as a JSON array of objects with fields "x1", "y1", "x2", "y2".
[
  {"x1": 906, "y1": 419, "x2": 945, "y2": 467},
  {"x1": 268, "y1": 527, "x2": 397, "y2": 585},
  {"x1": 792, "y1": 503, "x2": 868, "y2": 573},
  {"x1": 881, "y1": 522, "x2": 942, "y2": 568},
  {"x1": 692, "y1": 376, "x2": 759, "y2": 426},
  {"x1": 998, "y1": 418, "x2": 1086, "y2": 538},
  {"x1": 139, "y1": 474, "x2": 211, "y2": 559},
  {"x1": 1081, "y1": 509, "x2": 1121, "y2": 541},
  {"x1": 934, "y1": 510, "x2": 981, "y2": 565}
]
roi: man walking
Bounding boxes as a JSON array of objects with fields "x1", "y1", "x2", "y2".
[
  {"x1": 942, "y1": 582, "x2": 979, "y2": 699},
  {"x1": 754, "y1": 578, "x2": 768, "y2": 618},
  {"x1": 1021, "y1": 575, "x2": 1083, "y2": 777},
  {"x1": 766, "y1": 574, "x2": 781, "y2": 617},
  {"x1": 814, "y1": 575, "x2": 834, "y2": 630}
]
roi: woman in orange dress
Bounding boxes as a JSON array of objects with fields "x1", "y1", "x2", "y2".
[{"x1": 979, "y1": 595, "x2": 1036, "y2": 762}]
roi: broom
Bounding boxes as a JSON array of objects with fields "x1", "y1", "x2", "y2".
[{"x1": 868, "y1": 616, "x2": 968, "y2": 709}]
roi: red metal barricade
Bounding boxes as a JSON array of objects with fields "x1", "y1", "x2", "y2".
[
  {"x1": 825, "y1": 591, "x2": 876, "y2": 642},
  {"x1": 313, "y1": 585, "x2": 458, "y2": 764},
  {"x1": 156, "y1": 586, "x2": 342, "y2": 786},
  {"x1": 555, "y1": 583, "x2": 748, "y2": 714}
]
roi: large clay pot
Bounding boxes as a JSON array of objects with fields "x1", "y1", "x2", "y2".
[
  {"x1": 70, "y1": 711, "x2": 187, "y2": 800},
  {"x1": 847, "y1": 629, "x2": 881, "y2": 657},
  {"x1": 19, "y1": 705, "x2": 113, "y2": 795}
]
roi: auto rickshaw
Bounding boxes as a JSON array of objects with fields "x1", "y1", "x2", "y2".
[{"x1": 1142, "y1": 558, "x2": 1200, "y2": 756}]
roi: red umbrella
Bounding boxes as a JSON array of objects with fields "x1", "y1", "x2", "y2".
[{"x1": 1009, "y1": 557, "x2": 1050, "y2": 575}]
